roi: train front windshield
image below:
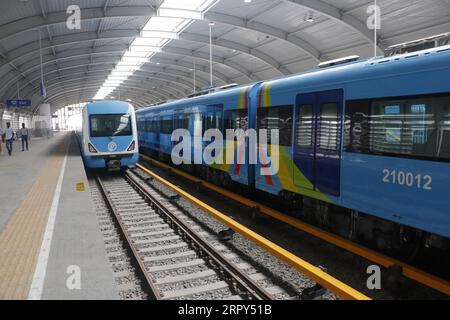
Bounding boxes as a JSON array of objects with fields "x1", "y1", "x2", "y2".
[{"x1": 90, "y1": 114, "x2": 132, "y2": 137}]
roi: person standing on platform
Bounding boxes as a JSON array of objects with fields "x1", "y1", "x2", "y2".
[
  {"x1": 0, "y1": 127, "x2": 3, "y2": 155},
  {"x1": 20, "y1": 123, "x2": 29, "y2": 152},
  {"x1": 4, "y1": 122, "x2": 14, "y2": 156}
]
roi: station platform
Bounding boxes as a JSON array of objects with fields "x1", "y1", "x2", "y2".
[{"x1": 0, "y1": 133, "x2": 118, "y2": 300}]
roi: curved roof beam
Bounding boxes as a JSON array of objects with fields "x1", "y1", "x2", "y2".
[
  {"x1": 63, "y1": 81, "x2": 168, "y2": 102},
  {"x1": 281, "y1": 0, "x2": 384, "y2": 54},
  {"x1": 14, "y1": 62, "x2": 194, "y2": 100},
  {"x1": 0, "y1": 6, "x2": 321, "y2": 86},
  {"x1": 0, "y1": 45, "x2": 249, "y2": 98},
  {"x1": 158, "y1": 46, "x2": 255, "y2": 81},
  {"x1": 13, "y1": 61, "x2": 193, "y2": 98},
  {"x1": 1, "y1": 50, "x2": 221, "y2": 100},
  {"x1": 45, "y1": 79, "x2": 173, "y2": 102},
  {"x1": 44, "y1": 83, "x2": 165, "y2": 104},
  {"x1": 43, "y1": 75, "x2": 181, "y2": 100},
  {"x1": 18, "y1": 71, "x2": 193, "y2": 104},
  {"x1": 2, "y1": 45, "x2": 211, "y2": 89},
  {"x1": 45, "y1": 85, "x2": 161, "y2": 104},
  {"x1": 48, "y1": 93, "x2": 151, "y2": 111},
  {"x1": 48, "y1": 96, "x2": 147, "y2": 113},
  {"x1": 0, "y1": 6, "x2": 155, "y2": 41},
  {"x1": 50, "y1": 93, "x2": 151, "y2": 110},
  {"x1": 31, "y1": 86, "x2": 159, "y2": 111},
  {"x1": 1, "y1": 30, "x2": 284, "y2": 78},
  {"x1": 179, "y1": 32, "x2": 286, "y2": 75},
  {"x1": 31, "y1": 89, "x2": 94, "y2": 113},
  {"x1": 0, "y1": 33, "x2": 234, "y2": 84},
  {"x1": 0, "y1": 29, "x2": 138, "y2": 74},
  {"x1": 7, "y1": 65, "x2": 192, "y2": 103},
  {"x1": 205, "y1": 11, "x2": 322, "y2": 62},
  {"x1": 48, "y1": 70, "x2": 187, "y2": 98}
]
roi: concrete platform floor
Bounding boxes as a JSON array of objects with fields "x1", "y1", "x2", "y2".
[{"x1": 0, "y1": 132, "x2": 118, "y2": 300}]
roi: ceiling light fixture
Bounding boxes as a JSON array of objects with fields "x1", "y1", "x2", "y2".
[
  {"x1": 94, "y1": 0, "x2": 221, "y2": 101},
  {"x1": 306, "y1": 11, "x2": 315, "y2": 22}
]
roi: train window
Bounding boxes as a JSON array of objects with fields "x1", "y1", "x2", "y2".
[
  {"x1": 174, "y1": 114, "x2": 190, "y2": 130},
  {"x1": 160, "y1": 118, "x2": 173, "y2": 134},
  {"x1": 257, "y1": 106, "x2": 293, "y2": 146},
  {"x1": 295, "y1": 105, "x2": 314, "y2": 148},
  {"x1": 345, "y1": 94, "x2": 450, "y2": 161},
  {"x1": 206, "y1": 111, "x2": 223, "y2": 131},
  {"x1": 90, "y1": 114, "x2": 132, "y2": 137},
  {"x1": 319, "y1": 103, "x2": 339, "y2": 151},
  {"x1": 224, "y1": 109, "x2": 248, "y2": 139},
  {"x1": 193, "y1": 113, "x2": 203, "y2": 137},
  {"x1": 145, "y1": 120, "x2": 152, "y2": 132},
  {"x1": 153, "y1": 118, "x2": 161, "y2": 132}
]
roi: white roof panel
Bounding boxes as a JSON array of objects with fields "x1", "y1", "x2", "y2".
[{"x1": 0, "y1": 0, "x2": 448, "y2": 108}]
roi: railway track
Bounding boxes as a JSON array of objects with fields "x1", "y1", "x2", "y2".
[
  {"x1": 94, "y1": 170, "x2": 284, "y2": 300},
  {"x1": 137, "y1": 154, "x2": 450, "y2": 299}
]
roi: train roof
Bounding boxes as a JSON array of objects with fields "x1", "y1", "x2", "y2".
[
  {"x1": 137, "y1": 45, "x2": 450, "y2": 113},
  {"x1": 136, "y1": 84, "x2": 253, "y2": 114},
  {"x1": 266, "y1": 44, "x2": 450, "y2": 93},
  {"x1": 86, "y1": 100, "x2": 134, "y2": 115}
]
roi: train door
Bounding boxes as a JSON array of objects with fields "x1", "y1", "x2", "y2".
[
  {"x1": 154, "y1": 116, "x2": 161, "y2": 150},
  {"x1": 204, "y1": 105, "x2": 224, "y2": 159},
  {"x1": 205, "y1": 105, "x2": 223, "y2": 131},
  {"x1": 293, "y1": 89, "x2": 343, "y2": 196}
]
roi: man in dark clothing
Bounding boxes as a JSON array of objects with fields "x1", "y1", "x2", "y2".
[{"x1": 20, "y1": 123, "x2": 29, "y2": 151}]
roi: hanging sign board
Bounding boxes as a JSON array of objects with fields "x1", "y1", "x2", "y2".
[{"x1": 6, "y1": 99, "x2": 32, "y2": 108}]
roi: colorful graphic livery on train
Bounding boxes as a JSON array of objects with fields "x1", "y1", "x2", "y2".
[{"x1": 136, "y1": 46, "x2": 450, "y2": 256}]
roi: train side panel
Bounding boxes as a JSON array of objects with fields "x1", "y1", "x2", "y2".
[
  {"x1": 137, "y1": 48, "x2": 450, "y2": 246},
  {"x1": 254, "y1": 48, "x2": 450, "y2": 239},
  {"x1": 137, "y1": 86, "x2": 255, "y2": 186}
]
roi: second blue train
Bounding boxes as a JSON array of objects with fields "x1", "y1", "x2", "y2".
[{"x1": 137, "y1": 46, "x2": 450, "y2": 257}]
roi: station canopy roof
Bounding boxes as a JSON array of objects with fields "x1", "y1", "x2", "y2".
[{"x1": 0, "y1": 0, "x2": 449, "y2": 112}]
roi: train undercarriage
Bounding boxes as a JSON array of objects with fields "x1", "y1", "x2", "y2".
[{"x1": 144, "y1": 147, "x2": 450, "y2": 264}]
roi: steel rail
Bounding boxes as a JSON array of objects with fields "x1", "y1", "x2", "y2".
[
  {"x1": 138, "y1": 154, "x2": 450, "y2": 297},
  {"x1": 96, "y1": 172, "x2": 274, "y2": 300},
  {"x1": 135, "y1": 161, "x2": 371, "y2": 300},
  {"x1": 124, "y1": 169, "x2": 274, "y2": 300},
  {"x1": 95, "y1": 174, "x2": 161, "y2": 299}
]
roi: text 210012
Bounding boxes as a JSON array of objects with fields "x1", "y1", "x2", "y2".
[{"x1": 382, "y1": 169, "x2": 432, "y2": 190}]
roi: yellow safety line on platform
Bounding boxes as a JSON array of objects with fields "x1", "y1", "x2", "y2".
[
  {"x1": 139, "y1": 154, "x2": 450, "y2": 297},
  {"x1": 136, "y1": 162, "x2": 370, "y2": 300},
  {"x1": 0, "y1": 135, "x2": 69, "y2": 300}
]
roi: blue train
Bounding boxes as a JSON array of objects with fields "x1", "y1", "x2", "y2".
[
  {"x1": 80, "y1": 100, "x2": 139, "y2": 170},
  {"x1": 137, "y1": 46, "x2": 450, "y2": 256}
]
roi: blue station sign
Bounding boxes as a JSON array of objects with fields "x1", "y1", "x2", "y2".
[{"x1": 6, "y1": 99, "x2": 32, "y2": 108}]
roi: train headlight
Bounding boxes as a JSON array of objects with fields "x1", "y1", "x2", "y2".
[
  {"x1": 88, "y1": 143, "x2": 98, "y2": 153},
  {"x1": 127, "y1": 140, "x2": 136, "y2": 152}
]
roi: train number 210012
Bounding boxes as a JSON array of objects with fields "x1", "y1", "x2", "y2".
[{"x1": 382, "y1": 169, "x2": 432, "y2": 190}]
